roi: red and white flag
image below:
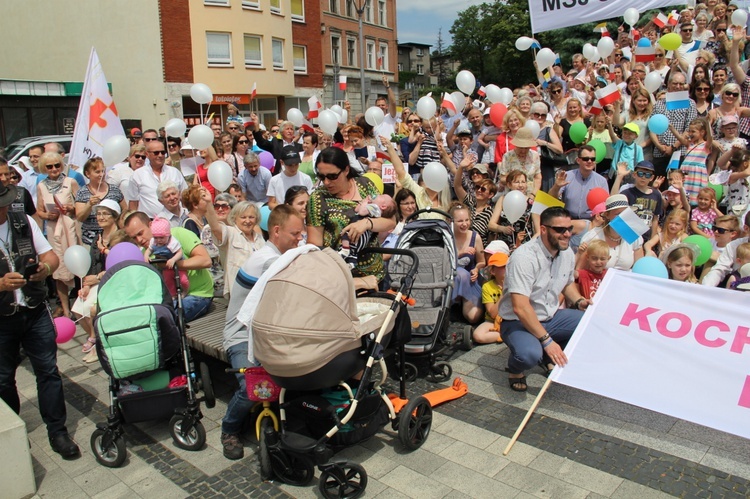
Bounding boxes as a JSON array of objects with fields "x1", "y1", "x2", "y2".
[
  {"x1": 68, "y1": 47, "x2": 125, "y2": 169},
  {"x1": 653, "y1": 13, "x2": 668, "y2": 28},
  {"x1": 589, "y1": 99, "x2": 604, "y2": 115},
  {"x1": 441, "y1": 93, "x2": 457, "y2": 116},
  {"x1": 477, "y1": 86, "x2": 486, "y2": 97},
  {"x1": 250, "y1": 82, "x2": 257, "y2": 101},
  {"x1": 377, "y1": 55, "x2": 384, "y2": 70},
  {"x1": 307, "y1": 95, "x2": 322, "y2": 119},
  {"x1": 300, "y1": 121, "x2": 315, "y2": 133},
  {"x1": 634, "y1": 43, "x2": 655, "y2": 63},
  {"x1": 667, "y1": 10, "x2": 679, "y2": 26},
  {"x1": 594, "y1": 22, "x2": 609, "y2": 38},
  {"x1": 594, "y1": 83, "x2": 620, "y2": 107},
  {"x1": 339, "y1": 76, "x2": 347, "y2": 91}
]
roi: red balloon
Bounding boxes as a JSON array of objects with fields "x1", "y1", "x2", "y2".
[
  {"x1": 586, "y1": 188, "x2": 609, "y2": 211},
  {"x1": 54, "y1": 317, "x2": 77, "y2": 344},
  {"x1": 489, "y1": 103, "x2": 507, "y2": 127}
]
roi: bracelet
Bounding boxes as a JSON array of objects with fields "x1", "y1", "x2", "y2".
[
  {"x1": 367, "y1": 218, "x2": 374, "y2": 230},
  {"x1": 43, "y1": 263, "x2": 52, "y2": 276},
  {"x1": 541, "y1": 338, "x2": 554, "y2": 348},
  {"x1": 575, "y1": 298, "x2": 586, "y2": 310},
  {"x1": 539, "y1": 333, "x2": 550, "y2": 343}
]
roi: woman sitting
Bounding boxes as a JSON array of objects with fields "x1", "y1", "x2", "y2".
[
  {"x1": 579, "y1": 194, "x2": 644, "y2": 270},
  {"x1": 488, "y1": 170, "x2": 534, "y2": 251},
  {"x1": 450, "y1": 203, "x2": 486, "y2": 323},
  {"x1": 451, "y1": 155, "x2": 497, "y2": 246}
]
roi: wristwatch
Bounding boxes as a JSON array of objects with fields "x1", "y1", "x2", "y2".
[{"x1": 575, "y1": 298, "x2": 586, "y2": 310}]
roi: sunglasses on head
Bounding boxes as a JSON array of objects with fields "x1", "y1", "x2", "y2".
[
  {"x1": 544, "y1": 224, "x2": 574, "y2": 234},
  {"x1": 725, "y1": 91, "x2": 740, "y2": 97},
  {"x1": 317, "y1": 170, "x2": 344, "y2": 181},
  {"x1": 635, "y1": 170, "x2": 654, "y2": 179},
  {"x1": 134, "y1": 154, "x2": 147, "y2": 160},
  {"x1": 712, "y1": 225, "x2": 734, "y2": 234},
  {"x1": 46, "y1": 163, "x2": 62, "y2": 170}
]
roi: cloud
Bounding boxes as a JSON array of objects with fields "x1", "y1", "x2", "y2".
[{"x1": 397, "y1": 0, "x2": 486, "y2": 45}]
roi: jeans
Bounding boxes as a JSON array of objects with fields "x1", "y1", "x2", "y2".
[
  {"x1": 500, "y1": 308, "x2": 584, "y2": 374},
  {"x1": 180, "y1": 295, "x2": 213, "y2": 323},
  {"x1": 0, "y1": 305, "x2": 68, "y2": 438},
  {"x1": 221, "y1": 343, "x2": 259, "y2": 435}
]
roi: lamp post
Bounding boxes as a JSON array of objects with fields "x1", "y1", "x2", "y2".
[{"x1": 355, "y1": 0, "x2": 367, "y2": 114}]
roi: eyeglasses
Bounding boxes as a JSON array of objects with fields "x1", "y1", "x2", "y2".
[
  {"x1": 716, "y1": 28, "x2": 727, "y2": 33},
  {"x1": 614, "y1": 52, "x2": 623, "y2": 56},
  {"x1": 143, "y1": 137, "x2": 159, "y2": 142},
  {"x1": 635, "y1": 170, "x2": 654, "y2": 179},
  {"x1": 712, "y1": 225, "x2": 734, "y2": 234},
  {"x1": 543, "y1": 225, "x2": 574, "y2": 234},
  {"x1": 532, "y1": 112, "x2": 547, "y2": 118},
  {"x1": 476, "y1": 186, "x2": 490, "y2": 193},
  {"x1": 696, "y1": 87, "x2": 711, "y2": 92},
  {"x1": 168, "y1": 143, "x2": 179, "y2": 149},
  {"x1": 271, "y1": 128, "x2": 280, "y2": 133},
  {"x1": 134, "y1": 154, "x2": 147, "y2": 160},
  {"x1": 655, "y1": 54, "x2": 664, "y2": 58},
  {"x1": 470, "y1": 170, "x2": 485, "y2": 176},
  {"x1": 725, "y1": 91, "x2": 740, "y2": 97},
  {"x1": 408, "y1": 119, "x2": 422, "y2": 124},
  {"x1": 149, "y1": 150, "x2": 167, "y2": 156},
  {"x1": 46, "y1": 163, "x2": 62, "y2": 170},
  {"x1": 551, "y1": 89, "x2": 562, "y2": 94},
  {"x1": 228, "y1": 126, "x2": 239, "y2": 130},
  {"x1": 579, "y1": 157, "x2": 596, "y2": 162},
  {"x1": 238, "y1": 140, "x2": 249, "y2": 144},
  {"x1": 214, "y1": 203, "x2": 230, "y2": 210},
  {"x1": 317, "y1": 170, "x2": 344, "y2": 181},
  {"x1": 632, "y1": 69, "x2": 646, "y2": 73},
  {"x1": 95, "y1": 211, "x2": 113, "y2": 218}
]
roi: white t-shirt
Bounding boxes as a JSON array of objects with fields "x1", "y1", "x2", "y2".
[
  {"x1": 266, "y1": 171, "x2": 313, "y2": 202},
  {"x1": 127, "y1": 166, "x2": 188, "y2": 218},
  {"x1": 374, "y1": 113, "x2": 398, "y2": 139},
  {"x1": 581, "y1": 226, "x2": 643, "y2": 271},
  {"x1": 0, "y1": 214, "x2": 53, "y2": 306}
]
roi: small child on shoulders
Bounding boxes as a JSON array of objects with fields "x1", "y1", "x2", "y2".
[
  {"x1": 575, "y1": 239, "x2": 609, "y2": 300},
  {"x1": 472, "y1": 252, "x2": 509, "y2": 344}
]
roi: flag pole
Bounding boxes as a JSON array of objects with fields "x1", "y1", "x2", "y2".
[{"x1": 503, "y1": 377, "x2": 553, "y2": 455}]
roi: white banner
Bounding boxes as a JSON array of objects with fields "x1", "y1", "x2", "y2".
[
  {"x1": 68, "y1": 47, "x2": 125, "y2": 169},
  {"x1": 551, "y1": 270, "x2": 750, "y2": 440},
  {"x1": 529, "y1": 0, "x2": 685, "y2": 34}
]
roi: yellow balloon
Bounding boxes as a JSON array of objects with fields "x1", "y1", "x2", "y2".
[
  {"x1": 658, "y1": 33, "x2": 682, "y2": 52},
  {"x1": 362, "y1": 172, "x2": 384, "y2": 194}
]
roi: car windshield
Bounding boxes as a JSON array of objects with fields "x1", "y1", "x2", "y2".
[{"x1": 4, "y1": 140, "x2": 32, "y2": 161}]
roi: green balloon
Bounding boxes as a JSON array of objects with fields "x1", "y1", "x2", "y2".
[
  {"x1": 569, "y1": 122, "x2": 588, "y2": 145},
  {"x1": 683, "y1": 235, "x2": 713, "y2": 266},
  {"x1": 708, "y1": 183, "x2": 723, "y2": 202},
  {"x1": 588, "y1": 139, "x2": 606, "y2": 163}
]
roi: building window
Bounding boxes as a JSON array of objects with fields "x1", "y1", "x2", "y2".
[
  {"x1": 329, "y1": 0, "x2": 338, "y2": 14},
  {"x1": 364, "y1": 0, "x2": 372, "y2": 22},
  {"x1": 332, "y1": 35, "x2": 341, "y2": 65},
  {"x1": 204, "y1": 0, "x2": 229, "y2": 5},
  {"x1": 244, "y1": 35, "x2": 262, "y2": 68},
  {"x1": 206, "y1": 32, "x2": 232, "y2": 67},
  {"x1": 293, "y1": 45, "x2": 307, "y2": 73},
  {"x1": 242, "y1": 0, "x2": 260, "y2": 9},
  {"x1": 366, "y1": 41, "x2": 375, "y2": 69},
  {"x1": 291, "y1": 0, "x2": 304, "y2": 20},
  {"x1": 272, "y1": 38, "x2": 284, "y2": 68},
  {"x1": 416, "y1": 64, "x2": 424, "y2": 75},
  {"x1": 416, "y1": 48, "x2": 424, "y2": 57},
  {"x1": 347, "y1": 38, "x2": 356, "y2": 66},
  {"x1": 378, "y1": 0, "x2": 386, "y2": 25},
  {"x1": 378, "y1": 43, "x2": 388, "y2": 71},
  {"x1": 270, "y1": 0, "x2": 281, "y2": 13},
  {"x1": 346, "y1": 0, "x2": 354, "y2": 17}
]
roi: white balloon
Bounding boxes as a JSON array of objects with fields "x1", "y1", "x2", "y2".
[
  {"x1": 644, "y1": 71, "x2": 663, "y2": 94},
  {"x1": 732, "y1": 9, "x2": 748, "y2": 27},
  {"x1": 524, "y1": 120, "x2": 541, "y2": 139},
  {"x1": 318, "y1": 109, "x2": 339, "y2": 135},
  {"x1": 484, "y1": 84, "x2": 502, "y2": 104},
  {"x1": 287, "y1": 108, "x2": 304, "y2": 127},
  {"x1": 456, "y1": 70, "x2": 476, "y2": 95},
  {"x1": 165, "y1": 118, "x2": 187, "y2": 137},
  {"x1": 102, "y1": 135, "x2": 131, "y2": 167},
  {"x1": 365, "y1": 106, "x2": 385, "y2": 127},
  {"x1": 624, "y1": 7, "x2": 639, "y2": 26},
  {"x1": 535, "y1": 48, "x2": 557, "y2": 70},
  {"x1": 515, "y1": 36, "x2": 533, "y2": 51},
  {"x1": 187, "y1": 124, "x2": 214, "y2": 150},
  {"x1": 451, "y1": 91, "x2": 466, "y2": 114},
  {"x1": 330, "y1": 104, "x2": 343, "y2": 117},
  {"x1": 503, "y1": 190, "x2": 527, "y2": 224},
  {"x1": 416, "y1": 95, "x2": 436, "y2": 119},
  {"x1": 422, "y1": 162, "x2": 448, "y2": 192},
  {"x1": 498, "y1": 87, "x2": 514, "y2": 106},
  {"x1": 582, "y1": 43, "x2": 596, "y2": 61},
  {"x1": 338, "y1": 109, "x2": 349, "y2": 124},
  {"x1": 64, "y1": 245, "x2": 92, "y2": 279},
  {"x1": 190, "y1": 83, "x2": 213, "y2": 105},
  {"x1": 590, "y1": 47, "x2": 601, "y2": 62},
  {"x1": 597, "y1": 36, "x2": 615, "y2": 58},
  {"x1": 207, "y1": 160, "x2": 233, "y2": 192}
]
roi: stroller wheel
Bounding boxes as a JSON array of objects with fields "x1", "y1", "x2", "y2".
[
  {"x1": 461, "y1": 325, "x2": 473, "y2": 351},
  {"x1": 398, "y1": 395, "x2": 432, "y2": 451},
  {"x1": 403, "y1": 362, "x2": 418, "y2": 382},
  {"x1": 426, "y1": 362, "x2": 452, "y2": 383},
  {"x1": 169, "y1": 415, "x2": 206, "y2": 451},
  {"x1": 90, "y1": 428, "x2": 126, "y2": 468},
  {"x1": 270, "y1": 451, "x2": 315, "y2": 486},
  {"x1": 199, "y1": 362, "x2": 216, "y2": 409},
  {"x1": 318, "y1": 461, "x2": 368, "y2": 499},
  {"x1": 258, "y1": 417, "x2": 274, "y2": 480}
]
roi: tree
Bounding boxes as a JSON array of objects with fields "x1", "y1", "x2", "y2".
[{"x1": 432, "y1": 28, "x2": 451, "y2": 87}]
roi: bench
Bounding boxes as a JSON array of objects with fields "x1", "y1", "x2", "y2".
[
  {"x1": 185, "y1": 301, "x2": 229, "y2": 363},
  {"x1": 0, "y1": 399, "x2": 36, "y2": 498}
]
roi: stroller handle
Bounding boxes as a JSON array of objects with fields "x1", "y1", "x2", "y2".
[
  {"x1": 405, "y1": 207, "x2": 452, "y2": 222},
  {"x1": 359, "y1": 247, "x2": 419, "y2": 280}
]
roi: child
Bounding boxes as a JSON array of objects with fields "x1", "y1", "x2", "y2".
[
  {"x1": 479, "y1": 109, "x2": 503, "y2": 165},
  {"x1": 724, "y1": 149, "x2": 750, "y2": 214},
  {"x1": 726, "y1": 243, "x2": 750, "y2": 288},
  {"x1": 143, "y1": 217, "x2": 190, "y2": 297},
  {"x1": 661, "y1": 243, "x2": 699, "y2": 283},
  {"x1": 690, "y1": 187, "x2": 722, "y2": 237},
  {"x1": 618, "y1": 160, "x2": 664, "y2": 240},
  {"x1": 587, "y1": 114, "x2": 614, "y2": 174},
  {"x1": 340, "y1": 194, "x2": 397, "y2": 270},
  {"x1": 644, "y1": 208, "x2": 689, "y2": 257},
  {"x1": 575, "y1": 239, "x2": 609, "y2": 299},
  {"x1": 609, "y1": 122, "x2": 644, "y2": 181},
  {"x1": 472, "y1": 252, "x2": 508, "y2": 344},
  {"x1": 660, "y1": 169, "x2": 690, "y2": 224},
  {"x1": 671, "y1": 117, "x2": 714, "y2": 206}
]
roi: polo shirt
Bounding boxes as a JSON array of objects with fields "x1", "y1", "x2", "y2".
[
  {"x1": 156, "y1": 207, "x2": 189, "y2": 228},
  {"x1": 238, "y1": 167, "x2": 272, "y2": 204},
  {"x1": 127, "y1": 166, "x2": 188, "y2": 218},
  {"x1": 559, "y1": 169, "x2": 609, "y2": 219},
  {"x1": 170, "y1": 227, "x2": 213, "y2": 298}
]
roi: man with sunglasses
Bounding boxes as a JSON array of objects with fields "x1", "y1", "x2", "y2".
[
  {"x1": 619, "y1": 161, "x2": 664, "y2": 240},
  {"x1": 676, "y1": 22, "x2": 699, "y2": 67},
  {"x1": 549, "y1": 145, "x2": 609, "y2": 220},
  {"x1": 497, "y1": 206, "x2": 590, "y2": 393},
  {"x1": 127, "y1": 140, "x2": 188, "y2": 218}
]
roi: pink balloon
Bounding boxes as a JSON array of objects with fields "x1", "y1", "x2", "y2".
[
  {"x1": 259, "y1": 151, "x2": 275, "y2": 170},
  {"x1": 106, "y1": 242, "x2": 144, "y2": 270},
  {"x1": 54, "y1": 317, "x2": 76, "y2": 344}
]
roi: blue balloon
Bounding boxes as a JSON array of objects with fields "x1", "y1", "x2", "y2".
[
  {"x1": 637, "y1": 38, "x2": 652, "y2": 48},
  {"x1": 259, "y1": 205, "x2": 271, "y2": 231},
  {"x1": 648, "y1": 114, "x2": 669, "y2": 135},
  {"x1": 632, "y1": 256, "x2": 669, "y2": 279}
]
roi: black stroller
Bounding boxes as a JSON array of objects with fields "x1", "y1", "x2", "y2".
[{"x1": 90, "y1": 259, "x2": 215, "y2": 467}]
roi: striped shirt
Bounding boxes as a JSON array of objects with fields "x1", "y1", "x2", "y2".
[
  {"x1": 680, "y1": 141, "x2": 710, "y2": 205},
  {"x1": 652, "y1": 98, "x2": 697, "y2": 158}
]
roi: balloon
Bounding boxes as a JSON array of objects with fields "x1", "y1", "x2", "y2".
[
  {"x1": 363, "y1": 172, "x2": 384, "y2": 194},
  {"x1": 287, "y1": 108, "x2": 304, "y2": 127},
  {"x1": 258, "y1": 151, "x2": 275, "y2": 170},
  {"x1": 503, "y1": 190, "x2": 527, "y2": 224},
  {"x1": 498, "y1": 87, "x2": 514, "y2": 106},
  {"x1": 590, "y1": 47, "x2": 601, "y2": 62},
  {"x1": 338, "y1": 109, "x2": 349, "y2": 124},
  {"x1": 451, "y1": 91, "x2": 466, "y2": 114},
  {"x1": 189, "y1": 83, "x2": 213, "y2": 105},
  {"x1": 515, "y1": 36, "x2": 534, "y2": 51},
  {"x1": 330, "y1": 104, "x2": 343, "y2": 117},
  {"x1": 708, "y1": 183, "x2": 724, "y2": 202},
  {"x1": 207, "y1": 160, "x2": 233, "y2": 192},
  {"x1": 597, "y1": 37, "x2": 615, "y2": 58},
  {"x1": 484, "y1": 84, "x2": 502, "y2": 103},
  {"x1": 659, "y1": 33, "x2": 682, "y2": 51},
  {"x1": 54, "y1": 317, "x2": 76, "y2": 344},
  {"x1": 644, "y1": 71, "x2": 663, "y2": 94},
  {"x1": 318, "y1": 109, "x2": 339, "y2": 135},
  {"x1": 489, "y1": 103, "x2": 508, "y2": 127},
  {"x1": 648, "y1": 114, "x2": 669, "y2": 135},
  {"x1": 588, "y1": 139, "x2": 606, "y2": 163},
  {"x1": 259, "y1": 205, "x2": 272, "y2": 231},
  {"x1": 524, "y1": 120, "x2": 541, "y2": 139},
  {"x1": 582, "y1": 43, "x2": 597, "y2": 62},
  {"x1": 456, "y1": 70, "x2": 476, "y2": 95},
  {"x1": 623, "y1": 7, "x2": 639, "y2": 26},
  {"x1": 683, "y1": 235, "x2": 713, "y2": 266},
  {"x1": 732, "y1": 9, "x2": 748, "y2": 27},
  {"x1": 102, "y1": 135, "x2": 131, "y2": 167},
  {"x1": 535, "y1": 48, "x2": 556, "y2": 69},
  {"x1": 165, "y1": 118, "x2": 187, "y2": 137},
  {"x1": 187, "y1": 124, "x2": 214, "y2": 150},
  {"x1": 586, "y1": 187, "x2": 609, "y2": 211},
  {"x1": 63, "y1": 245, "x2": 91, "y2": 278},
  {"x1": 365, "y1": 106, "x2": 385, "y2": 127},
  {"x1": 632, "y1": 256, "x2": 668, "y2": 278},
  {"x1": 422, "y1": 162, "x2": 448, "y2": 192},
  {"x1": 569, "y1": 122, "x2": 588, "y2": 144},
  {"x1": 105, "y1": 242, "x2": 143, "y2": 270},
  {"x1": 416, "y1": 95, "x2": 436, "y2": 119}
]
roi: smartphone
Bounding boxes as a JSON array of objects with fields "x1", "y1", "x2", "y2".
[{"x1": 23, "y1": 260, "x2": 39, "y2": 279}]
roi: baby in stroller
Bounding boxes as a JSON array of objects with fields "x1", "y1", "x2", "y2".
[
  {"x1": 339, "y1": 194, "x2": 397, "y2": 272},
  {"x1": 143, "y1": 217, "x2": 190, "y2": 297}
]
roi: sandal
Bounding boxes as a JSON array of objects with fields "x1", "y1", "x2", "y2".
[
  {"x1": 508, "y1": 375, "x2": 527, "y2": 392},
  {"x1": 82, "y1": 338, "x2": 96, "y2": 353}
]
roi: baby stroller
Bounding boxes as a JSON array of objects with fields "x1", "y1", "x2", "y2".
[
  {"x1": 90, "y1": 259, "x2": 215, "y2": 468},
  {"x1": 252, "y1": 247, "x2": 432, "y2": 498},
  {"x1": 387, "y1": 208, "x2": 467, "y2": 382}
]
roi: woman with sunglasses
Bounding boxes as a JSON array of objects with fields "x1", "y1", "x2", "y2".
[
  {"x1": 690, "y1": 80, "x2": 716, "y2": 118},
  {"x1": 106, "y1": 144, "x2": 146, "y2": 202},
  {"x1": 226, "y1": 135, "x2": 249, "y2": 179},
  {"x1": 705, "y1": 22, "x2": 735, "y2": 69},
  {"x1": 580, "y1": 194, "x2": 644, "y2": 271},
  {"x1": 707, "y1": 83, "x2": 750, "y2": 138},
  {"x1": 546, "y1": 81, "x2": 569, "y2": 122}
]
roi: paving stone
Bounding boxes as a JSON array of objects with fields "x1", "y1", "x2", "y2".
[
  {"x1": 430, "y1": 460, "x2": 519, "y2": 499},
  {"x1": 485, "y1": 436, "x2": 544, "y2": 467},
  {"x1": 438, "y1": 440, "x2": 509, "y2": 477},
  {"x1": 421, "y1": 428, "x2": 457, "y2": 455},
  {"x1": 612, "y1": 422, "x2": 709, "y2": 463},
  {"x1": 591, "y1": 397, "x2": 678, "y2": 434},
  {"x1": 380, "y1": 465, "x2": 452, "y2": 499},
  {"x1": 34, "y1": 466, "x2": 88, "y2": 499},
  {"x1": 372, "y1": 487, "x2": 412, "y2": 498},
  {"x1": 89, "y1": 481, "x2": 137, "y2": 499},
  {"x1": 129, "y1": 473, "x2": 189, "y2": 498},
  {"x1": 700, "y1": 448, "x2": 750, "y2": 481},
  {"x1": 609, "y1": 480, "x2": 675, "y2": 499},
  {"x1": 669, "y1": 420, "x2": 750, "y2": 460},
  {"x1": 72, "y1": 464, "x2": 122, "y2": 496},
  {"x1": 433, "y1": 418, "x2": 500, "y2": 450},
  {"x1": 526, "y1": 452, "x2": 623, "y2": 496},
  {"x1": 360, "y1": 433, "x2": 449, "y2": 476},
  {"x1": 334, "y1": 444, "x2": 399, "y2": 480},
  {"x1": 494, "y1": 461, "x2": 590, "y2": 499}
]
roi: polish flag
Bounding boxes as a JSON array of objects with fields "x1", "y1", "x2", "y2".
[
  {"x1": 441, "y1": 93, "x2": 457, "y2": 116},
  {"x1": 653, "y1": 13, "x2": 669, "y2": 28},
  {"x1": 300, "y1": 121, "x2": 315, "y2": 133},
  {"x1": 594, "y1": 22, "x2": 609, "y2": 38},
  {"x1": 307, "y1": 95, "x2": 321, "y2": 119},
  {"x1": 634, "y1": 39, "x2": 655, "y2": 63},
  {"x1": 594, "y1": 83, "x2": 620, "y2": 107},
  {"x1": 339, "y1": 76, "x2": 347, "y2": 91},
  {"x1": 477, "y1": 86, "x2": 486, "y2": 97},
  {"x1": 667, "y1": 10, "x2": 679, "y2": 26},
  {"x1": 250, "y1": 82, "x2": 257, "y2": 101},
  {"x1": 589, "y1": 99, "x2": 604, "y2": 115}
]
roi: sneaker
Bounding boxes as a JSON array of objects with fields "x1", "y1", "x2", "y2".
[{"x1": 221, "y1": 432, "x2": 244, "y2": 460}]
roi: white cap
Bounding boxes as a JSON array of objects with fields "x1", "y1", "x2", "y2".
[
  {"x1": 181, "y1": 138, "x2": 196, "y2": 151},
  {"x1": 484, "y1": 240, "x2": 510, "y2": 255},
  {"x1": 95, "y1": 199, "x2": 122, "y2": 216}
]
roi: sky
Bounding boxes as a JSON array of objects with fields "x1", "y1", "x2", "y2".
[{"x1": 396, "y1": 0, "x2": 485, "y2": 48}]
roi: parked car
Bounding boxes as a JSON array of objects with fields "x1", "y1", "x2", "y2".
[{"x1": 4, "y1": 135, "x2": 73, "y2": 166}]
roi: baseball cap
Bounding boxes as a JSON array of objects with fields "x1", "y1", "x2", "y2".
[
  {"x1": 281, "y1": 145, "x2": 301, "y2": 165},
  {"x1": 484, "y1": 240, "x2": 510, "y2": 255},
  {"x1": 470, "y1": 164, "x2": 489, "y2": 175},
  {"x1": 635, "y1": 160, "x2": 654, "y2": 171},
  {"x1": 721, "y1": 115, "x2": 739, "y2": 126},
  {"x1": 130, "y1": 127, "x2": 142, "y2": 138},
  {"x1": 488, "y1": 253, "x2": 509, "y2": 267},
  {"x1": 622, "y1": 122, "x2": 640, "y2": 135}
]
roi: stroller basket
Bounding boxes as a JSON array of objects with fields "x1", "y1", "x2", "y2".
[{"x1": 118, "y1": 386, "x2": 188, "y2": 424}]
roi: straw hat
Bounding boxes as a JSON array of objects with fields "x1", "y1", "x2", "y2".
[
  {"x1": 604, "y1": 194, "x2": 629, "y2": 212},
  {"x1": 511, "y1": 128, "x2": 537, "y2": 148}
]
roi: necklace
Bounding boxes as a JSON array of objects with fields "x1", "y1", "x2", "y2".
[
  {"x1": 0, "y1": 224, "x2": 10, "y2": 254},
  {"x1": 605, "y1": 228, "x2": 622, "y2": 242}
]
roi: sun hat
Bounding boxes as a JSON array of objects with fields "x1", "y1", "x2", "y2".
[
  {"x1": 151, "y1": 217, "x2": 171, "y2": 238},
  {"x1": 484, "y1": 240, "x2": 510, "y2": 255},
  {"x1": 604, "y1": 194, "x2": 629, "y2": 212},
  {"x1": 487, "y1": 253, "x2": 509, "y2": 267},
  {"x1": 659, "y1": 242, "x2": 700, "y2": 265},
  {"x1": 470, "y1": 164, "x2": 489, "y2": 175},
  {"x1": 0, "y1": 184, "x2": 18, "y2": 208},
  {"x1": 622, "y1": 122, "x2": 641, "y2": 135},
  {"x1": 95, "y1": 199, "x2": 122, "y2": 216},
  {"x1": 511, "y1": 128, "x2": 537, "y2": 148}
]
